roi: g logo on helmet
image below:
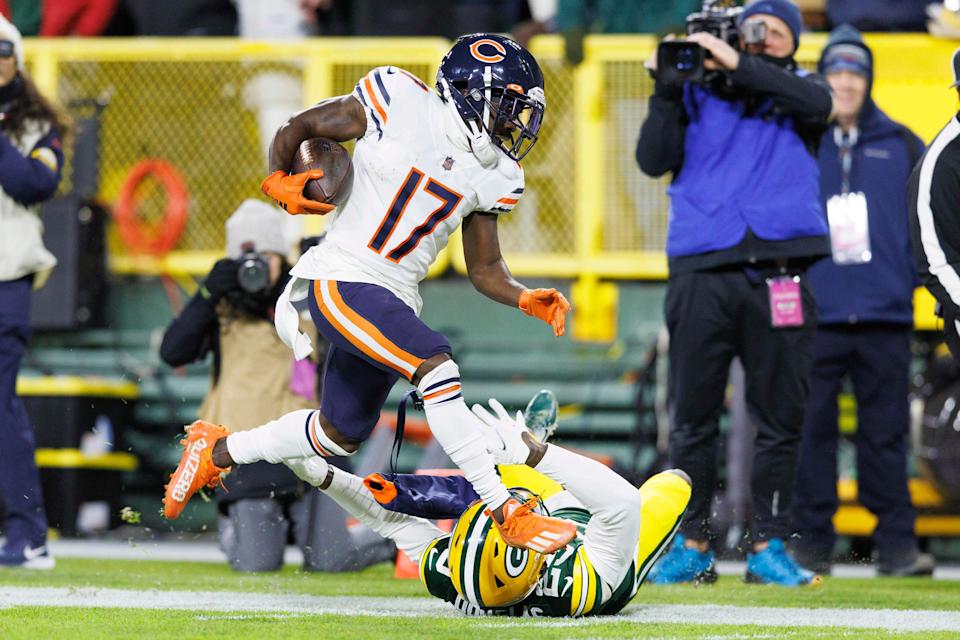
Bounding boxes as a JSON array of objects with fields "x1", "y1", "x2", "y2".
[
  {"x1": 505, "y1": 546, "x2": 529, "y2": 578},
  {"x1": 469, "y1": 38, "x2": 507, "y2": 63}
]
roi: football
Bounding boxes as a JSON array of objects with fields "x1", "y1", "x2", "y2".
[{"x1": 289, "y1": 137, "x2": 354, "y2": 208}]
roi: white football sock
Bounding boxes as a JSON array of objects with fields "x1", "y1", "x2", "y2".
[
  {"x1": 417, "y1": 360, "x2": 511, "y2": 511},
  {"x1": 324, "y1": 467, "x2": 444, "y2": 562},
  {"x1": 226, "y1": 409, "x2": 350, "y2": 465}
]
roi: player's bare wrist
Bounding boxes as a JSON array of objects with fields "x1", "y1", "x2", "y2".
[{"x1": 523, "y1": 432, "x2": 547, "y2": 467}]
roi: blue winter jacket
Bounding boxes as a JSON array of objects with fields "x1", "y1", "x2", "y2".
[
  {"x1": 638, "y1": 54, "x2": 834, "y2": 273},
  {"x1": 807, "y1": 26, "x2": 924, "y2": 326},
  {"x1": 807, "y1": 104, "x2": 923, "y2": 325},
  {"x1": 667, "y1": 77, "x2": 829, "y2": 260}
]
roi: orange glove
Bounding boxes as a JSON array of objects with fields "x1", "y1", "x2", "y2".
[
  {"x1": 518, "y1": 288, "x2": 571, "y2": 337},
  {"x1": 260, "y1": 169, "x2": 335, "y2": 215}
]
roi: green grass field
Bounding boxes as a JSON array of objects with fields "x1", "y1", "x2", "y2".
[{"x1": 1, "y1": 559, "x2": 959, "y2": 639}]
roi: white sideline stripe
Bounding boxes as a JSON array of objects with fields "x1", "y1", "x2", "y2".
[
  {"x1": 916, "y1": 116, "x2": 960, "y2": 308},
  {"x1": 38, "y1": 540, "x2": 960, "y2": 581},
  {"x1": 1, "y1": 587, "x2": 960, "y2": 632}
]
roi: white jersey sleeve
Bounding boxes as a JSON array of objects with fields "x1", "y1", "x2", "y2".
[
  {"x1": 473, "y1": 157, "x2": 525, "y2": 215},
  {"x1": 352, "y1": 66, "x2": 431, "y2": 142},
  {"x1": 533, "y1": 444, "x2": 642, "y2": 596}
]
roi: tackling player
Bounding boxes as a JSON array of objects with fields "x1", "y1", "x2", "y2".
[
  {"x1": 285, "y1": 399, "x2": 691, "y2": 617},
  {"x1": 163, "y1": 34, "x2": 576, "y2": 553}
]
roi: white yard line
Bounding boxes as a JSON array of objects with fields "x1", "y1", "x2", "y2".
[
  {"x1": 1, "y1": 586, "x2": 959, "y2": 632},
  {"x1": 43, "y1": 541, "x2": 960, "y2": 581}
]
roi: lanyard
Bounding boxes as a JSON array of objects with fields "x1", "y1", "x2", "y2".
[{"x1": 833, "y1": 125, "x2": 858, "y2": 194}]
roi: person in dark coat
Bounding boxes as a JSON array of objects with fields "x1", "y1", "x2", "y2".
[{"x1": 792, "y1": 24, "x2": 933, "y2": 577}]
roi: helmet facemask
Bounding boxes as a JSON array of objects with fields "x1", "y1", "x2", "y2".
[{"x1": 461, "y1": 79, "x2": 544, "y2": 162}]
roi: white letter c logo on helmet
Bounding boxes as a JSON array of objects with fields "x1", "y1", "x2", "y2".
[{"x1": 469, "y1": 39, "x2": 507, "y2": 63}]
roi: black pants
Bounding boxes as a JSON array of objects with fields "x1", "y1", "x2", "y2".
[
  {"x1": 666, "y1": 269, "x2": 815, "y2": 541},
  {"x1": 792, "y1": 324, "x2": 916, "y2": 557}
]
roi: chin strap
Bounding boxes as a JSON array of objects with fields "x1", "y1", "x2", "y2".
[
  {"x1": 465, "y1": 119, "x2": 499, "y2": 168},
  {"x1": 438, "y1": 77, "x2": 500, "y2": 168}
]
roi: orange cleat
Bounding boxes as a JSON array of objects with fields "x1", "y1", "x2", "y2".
[
  {"x1": 490, "y1": 497, "x2": 577, "y2": 554},
  {"x1": 162, "y1": 420, "x2": 231, "y2": 520}
]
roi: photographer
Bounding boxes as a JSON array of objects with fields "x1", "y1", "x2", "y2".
[
  {"x1": 637, "y1": 0, "x2": 833, "y2": 585},
  {"x1": 160, "y1": 199, "x2": 393, "y2": 572}
]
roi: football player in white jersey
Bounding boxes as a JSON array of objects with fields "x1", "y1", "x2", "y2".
[
  {"x1": 163, "y1": 34, "x2": 578, "y2": 553},
  {"x1": 282, "y1": 399, "x2": 691, "y2": 617}
]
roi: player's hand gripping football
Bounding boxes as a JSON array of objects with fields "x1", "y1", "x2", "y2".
[
  {"x1": 519, "y1": 288, "x2": 571, "y2": 337},
  {"x1": 260, "y1": 170, "x2": 335, "y2": 215},
  {"x1": 472, "y1": 398, "x2": 542, "y2": 466}
]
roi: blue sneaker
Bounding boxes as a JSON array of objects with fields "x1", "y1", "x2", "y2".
[
  {"x1": 745, "y1": 538, "x2": 819, "y2": 586},
  {"x1": 523, "y1": 389, "x2": 559, "y2": 443},
  {"x1": 647, "y1": 534, "x2": 717, "y2": 584},
  {"x1": 0, "y1": 544, "x2": 55, "y2": 570}
]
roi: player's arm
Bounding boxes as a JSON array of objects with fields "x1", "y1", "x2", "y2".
[
  {"x1": 262, "y1": 95, "x2": 366, "y2": 215},
  {"x1": 267, "y1": 95, "x2": 366, "y2": 172},
  {"x1": 462, "y1": 212, "x2": 570, "y2": 337},
  {"x1": 461, "y1": 211, "x2": 526, "y2": 306},
  {"x1": 0, "y1": 127, "x2": 63, "y2": 205},
  {"x1": 473, "y1": 402, "x2": 641, "y2": 591}
]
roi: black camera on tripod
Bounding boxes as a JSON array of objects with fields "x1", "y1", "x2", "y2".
[{"x1": 656, "y1": 0, "x2": 767, "y2": 86}]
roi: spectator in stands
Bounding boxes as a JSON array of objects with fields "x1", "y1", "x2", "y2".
[
  {"x1": 637, "y1": 0, "x2": 832, "y2": 585},
  {"x1": 120, "y1": 0, "x2": 236, "y2": 35},
  {"x1": 511, "y1": 0, "x2": 553, "y2": 47},
  {"x1": 0, "y1": 15, "x2": 67, "y2": 569},
  {"x1": 160, "y1": 200, "x2": 393, "y2": 572},
  {"x1": 349, "y1": 0, "x2": 516, "y2": 38},
  {"x1": 39, "y1": 0, "x2": 119, "y2": 36},
  {"x1": 792, "y1": 25, "x2": 933, "y2": 577},
  {"x1": 0, "y1": 1, "x2": 40, "y2": 35},
  {"x1": 827, "y1": 0, "x2": 928, "y2": 32},
  {"x1": 556, "y1": 0, "x2": 700, "y2": 65},
  {"x1": 234, "y1": 0, "x2": 329, "y2": 38}
]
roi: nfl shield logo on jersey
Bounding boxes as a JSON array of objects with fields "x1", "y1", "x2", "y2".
[{"x1": 442, "y1": 156, "x2": 455, "y2": 171}]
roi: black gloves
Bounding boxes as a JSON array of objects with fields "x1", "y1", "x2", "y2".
[
  {"x1": 200, "y1": 259, "x2": 239, "y2": 303},
  {"x1": 199, "y1": 258, "x2": 290, "y2": 320}
]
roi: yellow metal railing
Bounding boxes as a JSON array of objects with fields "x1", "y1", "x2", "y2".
[
  {"x1": 24, "y1": 37, "x2": 452, "y2": 277},
  {"x1": 21, "y1": 34, "x2": 957, "y2": 334}
]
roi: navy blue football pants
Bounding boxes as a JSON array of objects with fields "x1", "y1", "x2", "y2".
[
  {"x1": 792, "y1": 324, "x2": 917, "y2": 556},
  {"x1": 0, "y1": 277, "x2": 48, "y2": 550}
]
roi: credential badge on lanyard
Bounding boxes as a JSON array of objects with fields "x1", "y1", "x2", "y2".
[
  {"x1": 767, "y1": 274, "x2": 804, "y2": 328},
  {"x1": 826, "y1": 126, "x2": 871, "y2": 265}
]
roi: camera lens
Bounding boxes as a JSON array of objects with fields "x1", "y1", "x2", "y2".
[
  {"x1": 741, "y1": 20, "x2": 767, "y2": 46},
  {"x1": 237, "y1": 253, "x2": 269, "y2": 293}
]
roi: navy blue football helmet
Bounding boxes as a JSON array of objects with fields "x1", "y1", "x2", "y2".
[{"x1": 436, "y1": 33, "x2": 545, "y2": 162}]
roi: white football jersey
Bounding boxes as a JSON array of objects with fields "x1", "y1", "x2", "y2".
[{"x1": 290, "y1": 66, "x2": 525, "y2": 314}]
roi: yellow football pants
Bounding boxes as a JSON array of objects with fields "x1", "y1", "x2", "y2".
[{"x1": 636, "y1": 470, "x2": 692, "y2": 576}]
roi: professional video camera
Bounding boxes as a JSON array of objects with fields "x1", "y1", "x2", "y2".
[{"x1": 656, "y1": 0, "x2": 766, "y2": 86}]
